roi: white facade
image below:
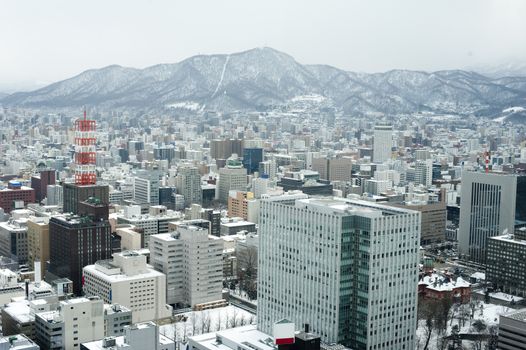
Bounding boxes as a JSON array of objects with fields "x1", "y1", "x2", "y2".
[
  {"x1": 415, "y1": 160, "x2": 433, "y2": 187},
  {"x1": 175, "y1": 164, "x2": 202, "y2": 206},
  {"x1": 258, "y1": 194, "x2": 420, "y2": 349},
  {"x1": 373, "y1": 124, "x2": 393, "y2": 163},
  {"x1": 458, "y1": 171, "x2": 517, "y2": 264},
  {"x1": 218, "y1": 161, "x2": 247, "y2": 203},
  {"x1": 35, "y1": 297, "x2": 104, "y2": 350},
  {"x1": 150, "y1": 225, "x2": 223, "y2": 307},
  {"x1": 83, "y1": 251, "x2": 172, "y2": 323}
]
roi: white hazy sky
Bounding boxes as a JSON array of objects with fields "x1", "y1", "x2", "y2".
[{"x1": 1, "y1": 0, "x2": 525, "y2": 91}]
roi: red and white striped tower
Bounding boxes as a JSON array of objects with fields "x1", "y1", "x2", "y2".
[
  {"x1": 74, "y1": 110, "x2": 97, "y2": 185},
  {"x1": 484, "y1": 150, "x2": 490, "y2": 173}
]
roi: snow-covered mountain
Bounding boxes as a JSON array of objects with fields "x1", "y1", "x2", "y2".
[{"x1": 2, "y1": 47, "x2": 526, "y2": 116}]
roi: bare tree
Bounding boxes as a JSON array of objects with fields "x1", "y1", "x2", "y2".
[
  {"x1": 202, "y1": 311, "x2": 212, "y2": 333},
  {"x1": 190, "y1": 312, "x2": 198, "y2": 336}
]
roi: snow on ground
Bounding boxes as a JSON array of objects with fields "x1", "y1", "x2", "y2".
[
  {"x1": 290, "y1": 94, "x2": 327, "y2": 103},
  {"x1": 503, "y1": 106, "x2": 526, "y2": 113},
  {"x1": 415, "y1": 301, "x2": 515, "y2": 350},
  {"x1": 159, "y1": 305, "x2": 255, "y2": 343},
  {"x1": 165, "y1": 101, "x2": 201, "y2": 111}
]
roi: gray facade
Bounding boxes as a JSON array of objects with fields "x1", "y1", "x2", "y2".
[
  {"x1": 498, "y1": 309, "x2": 526, "y2": 350},
  {"x1": 458, "y1": 171, "x2": 517, "y2": 265}
]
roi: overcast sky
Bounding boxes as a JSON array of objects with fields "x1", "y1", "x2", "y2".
[{"x1": 1, "y1": 0, "x2": 525, "y2": 91}]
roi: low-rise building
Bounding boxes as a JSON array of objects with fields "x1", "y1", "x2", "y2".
[
  {"x1": 80, "y1": 321, "x2": 174, "y2": 350},
  {"x1": 0, "y1": 334, "x2": 39, "y2": 350},
  {"x1": 418, "y1": 273, "x2": 471, "y2": 303}
]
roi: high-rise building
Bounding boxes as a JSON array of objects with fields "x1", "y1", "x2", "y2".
[
  {"x1": 210, "y1": 139, "x2": 243, "y2": 161},
  {"x1": 133, "y1": 170, "x2": 160, "y2": 206},
  {"x1": 30, "y1": 169, "x2": 56, "y2": 203},
  {"x1": 217, "y1": 159, "x2": 247, "y2": 204},
  {"x1": 311, "y1": 158, "x2": 329, "y2": 180},
  {"x1": 150, "y1": 224, "x2": 223, "y2": 308},
  {"x1": 201, "y1": 208, "x2": 221, "y2": 237},
  {"x1": 329, "y1": 158, "x2": 353, "y2": 182},
  {"x1": 82, "y1": 251, "x2": 172, "y2": 323},
  {"x1": 47, "y1": 199, "x2": 112, "y2": 295},
  {"x1": 242, "y1": 148, "x2": 264, "y2": 174},
  {"x1": 373, "y1": 124, "x2": 393, "y2": 163},
  {"x1": 486, "y1": 228, "x2": 526, "y2": 298},
  {"x1": 62, "y1": 183, "x2": 109, "y2": 215},
  {"x1": 458, "y1": 171, "x2": 517, "y2": 264},
  {"x1": 46, "y1": 184, "x2": 63, "y2": 206},
  {"x1": 27, "y1": 216, "x2": 50, "y2": 278},
  {"x1": 415, "y1": 160, "x2": 433, "y2": 187},
  {"x1": 175, "y1": 164, "x2": 202, "y2": 207},
  {"x1": 258, "y1": 194, "x2": 420, "y2": 349}
]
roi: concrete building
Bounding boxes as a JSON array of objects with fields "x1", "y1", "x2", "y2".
[
  {"x1": 30, "y1": 169, "x2": 56, "y2": 203},
  {"x1": 0, "y1": 218, "x2": 29, "y2": 264},
  {"x1": 35, "y1": 297, "x2": 104, "y2": 350},
  {"x1": 45, "y1": 185, "x2": 62, "y2": 206},
  {"x1": 62, "y1": 183, "x2": 109, "y2": 215},
  {"x1": 311, "y1": 158, "x2": 329, "y2": 180},
  {"x1": 227, "y1": 191, "x2": 259, "y2": 222},
  {"x1": 116, "y1": 205, "x2": 182, "y2": 248},
  {"x1": 498, "y1": 309, "x2": 526, "y2": 350},
  {"x1": 390, "y1": 200, "x2": 446, "y2": 245},
  {"x1": 220, "y1": 218, "x2": 256, "y2": 236},
  {"x1": 83, "y1": 251, "x2": 172, "y2": 323},
  {"x1": 175, "y1": 164, "x2": 202, "y2": 207},
  {"x1": 373, "y1": 124, "x2": 393, "y2": 163},
  {"x1": 415, "y1": 160, "x2": 433, "y2": 187},
  {"x1": 486, "y1": 228, "x2": 526, "y2": 298},
  {"x1": 0, "y1": 181, "x2": 36, "y2": 214},
  {"x1": 0, "y1": 334, "x2": 39, "y2": 350},
  {"x1": 47, "y1": 204, "x2": 112, "y2": 295},
  {"x1": 258, "y1": 194, "x2": 420, "y2": 349},
  {"x1": 150, "y1": 225, "x2": 223, "y2": 308},
  {"x1": 27, "y1": 217, "x2": 50, "y2": 278},
  {"x1": 217, "y1": 158, "x2": 247, "y2": 203},
  {"x1": 80, "y1": 321, "x2": 175, "y2": 350},
  {"x1": 459, "y1": 171, "x2": 517, "y2": 264},
  {"x1": 133, "y1": 170, "x2": 159, "y2": 206},
  {"x1": 103, "y1": 304, "x2": 132, "y2": 337}
]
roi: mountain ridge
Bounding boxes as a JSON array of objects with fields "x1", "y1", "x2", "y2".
[{"x1": 2, "y1": 47, "x2": 526, "y2": 116}]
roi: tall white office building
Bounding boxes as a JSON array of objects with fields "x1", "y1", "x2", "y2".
[
  {"x1": 218, "y1": 158, "x2": 247, "y2": 203},
  {"x1": 373, "y1": 124, "x2": 393, "y2": 163},
  {"x1": 258, "y1": 194, "x2": 421, "y2": 349},
  {"x1": 415, "y1": 160, "x2": 433, "y2": 187},
  {"x1": 150, "y1": 224, "x2": 223, "y2": 308},
  {"x1": 458, "y1": 171, "x2": 517, "y2": 264},
  {"x1": 175, "y1": 164, "x2": 202, "y2": 206},
  {"x1": 134, "y1": 170, "x2": 159, "y2": 205}
]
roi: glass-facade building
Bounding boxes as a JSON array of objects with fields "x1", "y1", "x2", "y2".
[{"x1": 257, "y1": 194, "x2": 420, "y2": 350}]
